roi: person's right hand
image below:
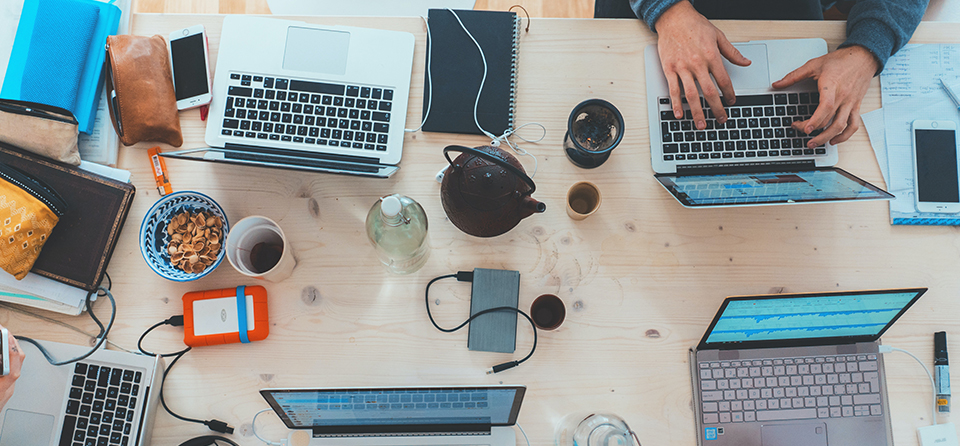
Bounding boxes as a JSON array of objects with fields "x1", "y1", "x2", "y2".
[
  {"x1": 0, "y1": 328, "x2": 25, "y2": 411},
  {"x1": 654, "y1": 1, "x2": 752, "y2": 130}
]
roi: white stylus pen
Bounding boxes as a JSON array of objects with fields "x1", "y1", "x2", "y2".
[{"x1": 941, "y1": 78, "x2": 960, "y2": 114}]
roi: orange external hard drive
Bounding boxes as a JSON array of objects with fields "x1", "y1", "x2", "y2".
[{"x1": 183, "y1": 285, "x2": 269, "y2": 347}]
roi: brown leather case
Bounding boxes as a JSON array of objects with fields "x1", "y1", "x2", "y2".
[
  {"x1": 106, "y1": 35, "x2": 183, "y2": 147},
  {"x1": 0, "y1": 142, "x2": 135, "y2": 291}
]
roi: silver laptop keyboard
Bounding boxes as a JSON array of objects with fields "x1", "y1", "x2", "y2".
[
  {"x1": 62, "y1": 362, "x2": 143, "y2": 446},
  {"x1": 698, "y1": 354, "x2": 882, "y2": 425},
  {"x1": 222, "y1": 73, "x2": 393, "y2": 152},
  {"x1": 659, "y1": 93, "x2": 826, "y2": 162}
]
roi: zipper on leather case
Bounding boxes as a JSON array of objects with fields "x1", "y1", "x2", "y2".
[
  {"x1": 0, "y1": 100, "x2": 77, "y2": 125},
  {"x1": 105, "y1": 43, "x2": 124, "y2": 137},
  {"x1": 0, "y1": 163, "x2": 68, "y2": 217}
]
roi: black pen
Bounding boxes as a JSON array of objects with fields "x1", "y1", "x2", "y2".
[
  {"x1": 935, "y1": 331, "x2": 950, "y2": 413},
  {"x1": 111, "y1": 90, "x2": 123, "y2": 137}
]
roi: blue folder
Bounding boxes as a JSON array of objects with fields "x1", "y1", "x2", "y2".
[{"x1": 0, "y1": 0, "x2": 120, "y2": 134}]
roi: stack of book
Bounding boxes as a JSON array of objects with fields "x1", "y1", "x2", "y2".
[{"x1": 0, "y1": 143, "x2": 134, "y2": 315}]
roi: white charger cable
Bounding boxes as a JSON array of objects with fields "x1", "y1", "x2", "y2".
[
  {"x1": 252, "y1": 408, "x2": 283, "y2": 446},
  {"x1": 409, "y1": 9, "x2": 546, "y2": 182},
  {"x1": 516, "y1": 422, "x2": 531, "y2": 446},
  {"x1": 879, "y1": 345, "x2": 938, "y2": 425}
]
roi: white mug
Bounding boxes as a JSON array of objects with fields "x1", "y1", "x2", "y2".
[{"x1": 225, "y1": 216, "x2": 296, "y2": 282}]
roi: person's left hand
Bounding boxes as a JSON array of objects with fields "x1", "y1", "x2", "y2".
[
  {"x1": 0, "y1": 329, "x2": 25, "y2": 411},
  {"x1": 772, "y1": 45, "x2": 880, "y2": 149}
]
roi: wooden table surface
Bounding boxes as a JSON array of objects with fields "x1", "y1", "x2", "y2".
[{"x1": 3, "y1": 14, "x2": 960, "y2": 446}]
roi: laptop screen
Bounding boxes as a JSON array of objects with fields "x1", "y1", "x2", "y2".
[
  {"x1": 261, "y1": 386, "x2": 525, "y2": 432},
  {"x1": 656, "y1": 167, "x2": 893, "y2": 207},
  {"x1": 698, "y1": 289, "x2": 926, "y2": 350}
]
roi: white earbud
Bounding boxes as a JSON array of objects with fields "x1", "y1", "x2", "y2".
[
  {"x1": 287, "y1": 430, "x2": 310, "y2": 446},
  {"x1": 435, "y1": 167, "x2": 447, "y2": 183}
]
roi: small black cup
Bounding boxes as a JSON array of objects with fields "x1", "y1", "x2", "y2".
[
  {"x1": 531, "y1": 294, "x2": 566, "y2": 330},
  {"x1": 563, "y1": 99, "x2": 624, "y2": 169}
]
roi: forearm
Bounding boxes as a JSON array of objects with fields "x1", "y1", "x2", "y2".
[
  {"x1": 841, "y1": 0, "x2": 929, "y2": 73},
  {"x1": 628, "y1": 0, "x2": 685, "y2": 31}
]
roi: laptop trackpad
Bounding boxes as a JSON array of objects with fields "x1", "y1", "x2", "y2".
[
  {"x1": 760, "y1": 423, "x2": 828, "y2": 446},
  {"x1": 0, "y1": 410, "x2": 54, "y2": 446},
  {"x1": 283, "y1": 26, "x2": 350, "y2": 75},
  {"x1": 724, "y1": 44, "x2": 770, "y2": 90}
]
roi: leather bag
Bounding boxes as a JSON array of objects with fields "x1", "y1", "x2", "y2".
[{"x1": 105, "y1": 35, "x2": 183, "y2": 147}]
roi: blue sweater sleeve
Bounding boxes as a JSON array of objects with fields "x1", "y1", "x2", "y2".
[
  {"x1": 840, "y1": 0, "x2": 929, "y2": 71},
  {"x1": 628, "y1": 0, "x2": 684, "y2": 31}
]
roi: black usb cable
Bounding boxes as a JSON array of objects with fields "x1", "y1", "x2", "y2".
[
  {"x1": 138, "y1": 316, "x2": 233, "y2": 434},
  {"x1": 15, "y1": 274, "x2": 116, "y2": 366},
  {"x1": 425, "y1": 271, "x2": 537, "y2": 373}
]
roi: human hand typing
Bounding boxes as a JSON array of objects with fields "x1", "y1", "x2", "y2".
[
  {"x1": 0, "y1": 327, "x2": 24, "y2": 410},
  {"x1": 772, "y1": 45, "x2": 879, "y2": 149},
  {"x1": 655, "y1": 1, "x2": 751, "y2": 130}
]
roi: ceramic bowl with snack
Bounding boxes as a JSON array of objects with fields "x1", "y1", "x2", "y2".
[{"x1": 140, "y1": 191, "x2": 229, "y2": 281}]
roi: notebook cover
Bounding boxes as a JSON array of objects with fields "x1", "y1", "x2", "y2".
[
  {"x1": 0, "y1": 142, "x2": 134, "y2": 291},
  {"x1": 422, "y1": 9, "x2": 519, "y2": 136},
  {"x1": 0, "y1": 0, "x2": 120, "y2": 134}
]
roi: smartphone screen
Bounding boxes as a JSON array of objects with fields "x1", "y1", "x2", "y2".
[
  {"x1": 170, "y1": 34, "x2": 209, "y2": 101},
  {"x1": 916, "y1": 128, "x2": 960, "y2": 203}
]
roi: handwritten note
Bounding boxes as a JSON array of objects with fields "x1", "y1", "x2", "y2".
[{"x1": 875, "y1": 44, "x2": 960, "y2": 224}]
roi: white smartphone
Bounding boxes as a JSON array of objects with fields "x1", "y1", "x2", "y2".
[
  {"x1": 0, "y1": 328, "x2": 9, "y2": 376},
  {"x1": 168, "y1": 25, "x2": 212, "y2": 110},
  {"x1": 912, "y1": 120, "x2": 960, "y2": 213}
]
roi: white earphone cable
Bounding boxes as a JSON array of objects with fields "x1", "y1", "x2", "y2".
[
  {"x1": 404, "y1": 16, "x2": 433, "y2": 134},
  {"x1": 411, "y1": 8, "x2": 544, "y2": 177}
]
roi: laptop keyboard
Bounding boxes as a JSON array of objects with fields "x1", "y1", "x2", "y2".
[
  {"x1": 61, "y1": 362, "x2": 143, "y2": 446},
  {"x1": 659, "y1": 93, "x2": 827, "y2": 162},
  {"x1": 315, "y1": 389, "x2": 491, "y2": 411},
  {"x1": 698, "y1": 354, "x2": 882, "y2": 425},
  {"x1": 222, "y1": 72, "x2": 394, "y2": 152}
]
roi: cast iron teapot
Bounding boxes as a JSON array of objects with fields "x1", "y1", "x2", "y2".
[{"x1": 440, "y1": 145, "x2": 546, "y2": 237}]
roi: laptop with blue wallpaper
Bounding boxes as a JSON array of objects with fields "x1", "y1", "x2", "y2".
[
  {"x1": 690, "y1": 288, "x2": 926, "y2": 446},
  {"x1": 261, "y1": 385, "x2": 525, "y2": 446}
]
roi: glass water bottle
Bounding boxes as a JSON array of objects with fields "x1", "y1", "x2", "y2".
[
  {"x1": 556, "y1": 413, "x2": 640, "y2": 446},
  {"x1": 365, "y1": 195, "x2": 429, "y2": 274}
]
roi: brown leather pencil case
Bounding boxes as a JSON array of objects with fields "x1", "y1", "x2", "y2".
[{"x1": 105, "y1": 35, "x2": 183, "y2": 147}]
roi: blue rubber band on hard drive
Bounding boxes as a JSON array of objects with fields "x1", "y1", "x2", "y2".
[{"x1": 237, "y1": 286, "x2": 250, "y2": 343}]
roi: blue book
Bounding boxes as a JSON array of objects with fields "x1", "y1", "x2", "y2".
[{"x1": 0, "y1": 0, "x2": 120, "y2": 134}]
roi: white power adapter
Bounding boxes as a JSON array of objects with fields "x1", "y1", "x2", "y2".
[{"x1": 918, "y1": 422, "x2": 959, "y2": 446}]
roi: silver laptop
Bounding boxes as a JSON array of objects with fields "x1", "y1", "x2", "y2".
[
  {"x1": 645, "y1": 39, "x2": 892, "y2": 207},
  {"x1": 0, "y1": 339, "x2": 163, "y2": 446},
  {"x1": 260, "y1": 385, "x2": 525, "y2": 446},
  {"x1": 163, "y1": 16, "x2": 415, "y2": 178},
  {"x1": 690, "y1": 288, "x2": 926, "y2": 446}
]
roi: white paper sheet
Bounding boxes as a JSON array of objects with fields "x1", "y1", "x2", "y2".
[
  {"x1": 875, "y1": 44, "x2": 960, "y2": 224},
  {"x1": 0, "y1": 0, "x2": 25, "y2": 88},
  {"x1": 863, "y1": 108, "x2": 888, "y2": 185}
]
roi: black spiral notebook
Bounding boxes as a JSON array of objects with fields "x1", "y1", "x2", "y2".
[{"x1": 422, "y1": 9, "x2": 521, "y2": 136}]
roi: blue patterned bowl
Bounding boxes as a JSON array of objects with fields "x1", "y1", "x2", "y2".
[{"x1": 139, "y1": 191, "x2": 229, "y2": 282}]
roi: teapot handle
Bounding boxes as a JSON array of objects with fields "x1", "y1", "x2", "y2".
[{"x1": 443, "y1": 145, "x2": 536, "y2": 195}]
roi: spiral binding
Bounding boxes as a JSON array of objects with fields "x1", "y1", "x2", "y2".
[{"x1": 508, "y1": 13, "x2": 520, "y2": 134}]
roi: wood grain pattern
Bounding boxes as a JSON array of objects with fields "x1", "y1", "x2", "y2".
[{"x1": 5, "y1": 14, "x2": 959, "y2": 446}]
